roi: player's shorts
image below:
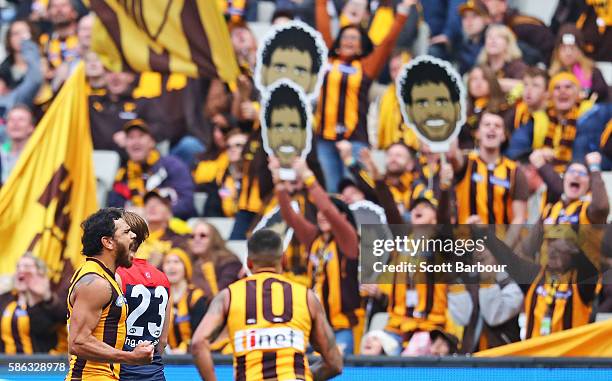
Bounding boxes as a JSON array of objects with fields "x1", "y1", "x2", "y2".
[{"x1": 119, "y1": 355, "x2": 166, "y2": 381}]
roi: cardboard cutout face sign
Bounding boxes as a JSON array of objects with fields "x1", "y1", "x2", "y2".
[
  {"x1": 255, "y1": 20, "x2": 328, "y2": 98},
  {"x1": 396, "y1": 55, "x2": 466, "y2": 153},
  {"x1": 261, "y1": 80, "x2": 313, "y2": 179}
]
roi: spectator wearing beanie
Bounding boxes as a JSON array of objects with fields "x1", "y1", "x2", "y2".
[
  {"x1": 163, "y1": 248, "x2": 209, "y2": 354},
  {"x1": 549, "y1": 24, "x2": 609, "y2": 103}
]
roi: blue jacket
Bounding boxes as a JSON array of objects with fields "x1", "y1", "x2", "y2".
[
  {"x1": 506, "y1": 103, "x2": 612, "y2": 170},
  {"x1": 421, "y1": 0, "x2": 463, "y2": 42},
  {"x1": 108, "y1": 154, "x2": 196, "y2": 219}
]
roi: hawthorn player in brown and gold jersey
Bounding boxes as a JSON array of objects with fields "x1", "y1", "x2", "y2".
[
  {"x1": 193, "y1": 229, "x2": 343, "y2": 381},
  {"x1": 65, "y1": 208, "x2": 153, "y2": 381}
]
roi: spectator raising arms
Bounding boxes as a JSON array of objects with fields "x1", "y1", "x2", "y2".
[
  {"x1": 314, "y1": 0, "x2": 414, "y2": 192},
  {"x1": 455, "y1": 111, "x2": 529, "y2": 224},
  {"x1": 273, "y1": 157, "x2": 363, "y2": 355},
  {"x1": 0, "y1": 253, "x2": 66, "y2": 354}
]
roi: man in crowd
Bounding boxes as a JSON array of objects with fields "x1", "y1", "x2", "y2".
[
  {"x1": 338, "y1": 140, "x2": 418, "y2": 220},
  {"x1": 456, "y1": 0, "x2": 490, "y2": 74},
  {"x1": 506, "y1": 67, "x2": 550, "y2": 160},
  {"x1": 89, "y1": 71, "x2": 163, "y2": 152},
  {"x1": 454, "y1": 111, "x2": 528, "y2": 224},
  {"x1": 529, "y1": 151, "x2": 609, "y2": 225},
  {"x1": 39, "y1": 0, "x2": 80, "y2": 75},
  {"x1": 108, "y1": 119, "x2": 195, "y2": 219},
  {"x1": 135, "y1": 190, "x2": 191, "y2": 268},
  {"x1": 0, "y1": 105, "x2": 35, "y2": 186}
]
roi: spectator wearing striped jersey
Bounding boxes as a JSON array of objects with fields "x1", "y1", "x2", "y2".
[
  {"x1": 0, "y1": 253, "x2": 66, "y2": 354},
  {"x1": 163, "y1": 248, "x2": 209, "y2": 354}
]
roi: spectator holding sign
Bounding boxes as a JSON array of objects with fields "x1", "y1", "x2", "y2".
[{"x1": 314, "y1": 0, "x2": 415, "y2": 192}]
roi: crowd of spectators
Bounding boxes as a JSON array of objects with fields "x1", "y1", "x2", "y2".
[{"x1": 0, "y1": 0, "x2": 611, "y2": 358}]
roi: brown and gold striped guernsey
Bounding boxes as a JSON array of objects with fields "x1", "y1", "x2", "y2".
[
  {"x1": 524, "y1": 269, "x2": 592, "y2": 339},
  {"x1": 308, "y1": 237, "x2": 363, "y2": 332},
  {"x1": 65, "y1": 258, "x2": 127, "y2": 381},
  {"x1": 456, "y1": 152, "x2": 520, "y2": 224},
  {"x1": 315, "y1": 59, "x2": 371, "y2": 143},
  {"x1": 227, "y1": 272, "x2": 312, "y2": 381},
  {"x1": 541, "y1": 199, "x2": 592, "y2": 225},
  {"x1": 167, "y1": 285, "x2": 207, "y2": 351},
  {"x1": 0, "y1": 292, "x2": 33, "y2": 354}
]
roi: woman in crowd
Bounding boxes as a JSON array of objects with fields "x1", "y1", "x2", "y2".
[
  {"x1": 0, "y1": 253, "x2": 65, "y2": 354},
  {"x1": 477, "y1": 24, "x2": 528, "y2": 93},
  {"x1": 0, "y1": 20, "x2": 36, "y2": 90},
  {"x1": 193, "y1": 129, "x2": 247, "y2": 217},
  {"x1": 460, "y1": 64, "x2": 509, "y2": 149},
  {"x1": 188, "y1": 220, "x2": 243, "y2": 296},
  {"x1": 163, "y1": 248, "x2": 209, "y2": 354},
  {"x1": 549, "y1": 24, "x2": 608, "y2": 103},
  {"x1": 271, "y1": 156, "x2": 363, "y2": 355},
  {"x1": 314, "y1": 0, "x2": 415, "y2": 192}
]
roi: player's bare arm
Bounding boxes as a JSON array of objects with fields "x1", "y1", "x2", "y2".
[
  {"x1": 307, "y1": 290, "x2": 343, "y2": 381},
  {"x1": 192, "y1": 289, "x2": 230, "y2": 381},
  {"x1": 69, "y1": 274, "x2": 153, "y2": 365}
]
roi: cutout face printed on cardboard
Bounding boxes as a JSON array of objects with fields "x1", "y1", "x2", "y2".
[
  {"x1": 396, "y1": 55, "x2": 466, "y2": 152},
  {"x1": 255, "y1": 21, "x2": 328, "y2": 98},
  {"x1": 261, "y1": 80, "x2": 312, "y2": 178}
]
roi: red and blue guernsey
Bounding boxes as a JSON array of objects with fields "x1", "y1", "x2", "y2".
[{"x1": 117, "y1": 258, "x2": 170, "y2": 381}]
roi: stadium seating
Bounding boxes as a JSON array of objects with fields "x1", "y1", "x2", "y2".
[{"x1": 93, "y1": 150, "x2": 120, "y2": 207}]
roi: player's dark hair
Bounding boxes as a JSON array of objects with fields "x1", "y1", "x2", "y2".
[
  {"x1": 248, "y1": 229, "x2": 283, "y2": 265},
  {"x1": 524, "y1": 65, "x2": 550, "y2": 86},
  {"x1": 262, "y1": 27, "x2": 322, "y2": 74},
  {"x1": 400, "y1": 61, "x2": 461, "y2": 105},
  {"x1": 264, "y1": 83, "x2": 307, "y2": 130},
  {"x1": 81, "y1": 208, "x2": 124, "y2": 256}
]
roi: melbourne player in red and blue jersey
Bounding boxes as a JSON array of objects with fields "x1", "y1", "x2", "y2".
[{"x1": 116, "y1": 211, "x2": 171, "y2": 381}]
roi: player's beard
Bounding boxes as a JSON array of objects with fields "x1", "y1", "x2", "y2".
[{"x1": 116, "y1": 241, "x2": 133, "y2": 268}]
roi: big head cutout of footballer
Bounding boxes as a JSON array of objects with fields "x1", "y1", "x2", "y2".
[
  {"x1": 396, "y1": 55, "x2": 466, "y2": 152},
  {"x1": 255, "y1": 21, "x2": 328, "y2": 98},
  {"x1": 261, "y1": 80, "x2": 312, "y2": 180}
]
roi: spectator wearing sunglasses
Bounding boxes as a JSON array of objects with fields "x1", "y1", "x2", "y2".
[
  {"x1": 188, "y1": 220, "x2": 243, "y2": 297},
  {"x1": 193, "y1": 129, "x2": 248, "y2": 217},
  {"x1": 530, "y1": 151, "x2": 609, "y2": 226}
]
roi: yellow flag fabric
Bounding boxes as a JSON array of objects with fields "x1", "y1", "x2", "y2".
[
  {"x1": 475, "y1": 320, "x2": 612, "y2": 357},
  {"x1": 0, "y1": 63, "x2": 97, "y2": 283},
  {"x1": 87, "y1": 0, "x2": 239, "y2": 84}
]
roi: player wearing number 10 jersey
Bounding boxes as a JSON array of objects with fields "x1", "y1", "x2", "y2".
[
  {"x1": 116, "y1": 211, "x2": 171, "y2": 381},
  {"x1": 192, "y1": 229, "x2": 343, "y2": 381}
]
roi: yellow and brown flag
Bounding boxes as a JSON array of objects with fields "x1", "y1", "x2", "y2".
[
  {"x1": 87, "y1": 0, "x2": 240, "y2": 84},
  {"x1": 0, "y1": 63, "x2": 97, "y2": 284}
]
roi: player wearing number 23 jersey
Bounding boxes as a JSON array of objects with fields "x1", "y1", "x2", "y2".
[
  {"x1": 116, "y1": 211, "x2": 171, "y2": 381},
  {"x1": 117, "y1": 259, "x2": 170, "y2": 380},
  {"x1": 192, "y1": 230, "x2": 343, "y2": 381}
]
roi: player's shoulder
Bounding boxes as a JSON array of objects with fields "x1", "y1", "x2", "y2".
[{"x1": 119, "y1": 261, "x2": 170, "y2": 289}]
